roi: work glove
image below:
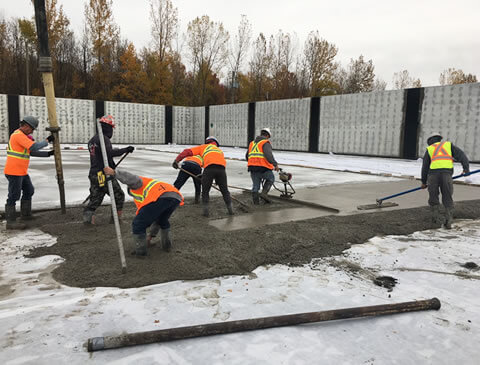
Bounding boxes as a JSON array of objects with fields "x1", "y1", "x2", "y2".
[
  {"x1": 46, "y1": 134, "x2": 55, "y2": 143},
  {"x1": 126, "y1": 146, "x2": 135, "y2": 153},
  {"x1": 172, "y1": 160, "x2": 179, "y2": 169},
  {"x1": 48, "y1": 150, "x2": 55, "y2": 156}
]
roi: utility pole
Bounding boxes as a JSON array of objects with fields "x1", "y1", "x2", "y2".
[{"x1": 33, "y1": 0, "x2": 66, "y2": 214}]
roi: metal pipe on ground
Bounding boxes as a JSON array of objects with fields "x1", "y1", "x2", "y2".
[{"x1": 87, "y1": 297, "x2": 440, "y2": 352}]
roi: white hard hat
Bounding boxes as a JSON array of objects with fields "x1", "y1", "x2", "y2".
[
  {"x1": 261, "y1": 128, "x2": 272, "y2": 138},
  {"x1": 205, "y1": 136, "x2": 219, "y2": 146}
]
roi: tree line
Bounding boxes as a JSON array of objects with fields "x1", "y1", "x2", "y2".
[{"x1": 0, "y1": 0, "x2": 477, "y2": 106}]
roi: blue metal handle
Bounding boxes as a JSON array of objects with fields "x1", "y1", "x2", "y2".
[{"x1": 377, "y1": 169, "x2": 480, "y2": 204}]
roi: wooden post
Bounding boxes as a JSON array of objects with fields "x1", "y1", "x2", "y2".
[{"x1": 88, "y1": 298, "x2": 440, "y2": 352}]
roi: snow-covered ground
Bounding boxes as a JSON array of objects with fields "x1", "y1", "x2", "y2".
[{"x1": 1, "y1": 145, "x2": 479, "y2": 364}]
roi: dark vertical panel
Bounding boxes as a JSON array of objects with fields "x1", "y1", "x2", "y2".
[
  {"x1": 94, "y1": 100, "x2": 105, "y2": 134},
  {"x1": 402, "y1": 88, "x2": 424, "y2": 159},
  {"x1": 165, "y1": 105, "x2": 173, "y2": 144},
  {"x1": 205, "y1": 106, "x2": 210, "y2": 140},
  {"x1": 7, "y1": 95, "x2": 20, "y2": 135},
  {"x1": 309, "y1": 97, "x2": 320, "y2": 153},
  {"x1": 247, "y1": 102, "x2": 256, "y2": 144}
]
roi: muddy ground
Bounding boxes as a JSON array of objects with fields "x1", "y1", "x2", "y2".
[{"x1": 24, "y1": 195, "x2": 480, "y2": 288}]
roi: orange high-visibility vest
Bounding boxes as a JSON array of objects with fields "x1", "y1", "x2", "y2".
[
  {"x1": 184, "y1": 155, "x2": 204, "y2": 167},
  {"x1": 4, "y1": 129, "x2": 35, "y2": 176},
  {"x1": 247, "y1": 139, "x2": 274, "y2": 170},
  {"x1": 128, "y1": 177, "x2": 184, "y2": 215},
  {"x1": 190, "y1": 143, "x2": 226, "y2": 168},
  {"x1": 427, "y1": 141, "x2": 453, "y2": 169}
]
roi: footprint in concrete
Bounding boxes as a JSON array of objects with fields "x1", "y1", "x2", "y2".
[{"x1": 373, "y1": 276, "x2": 398, "y2": 292}]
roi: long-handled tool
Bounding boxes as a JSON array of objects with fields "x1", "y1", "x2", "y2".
[
  {"x1": 358, "y1": 169, "x2": 480, "y2": 210},
  {"x1": 82, "y1": 151, "x2": 131, "y2": 205},
  {"x1": 178, "y1": 166, "x2": 250, "y2": 211},
  {"x1": 87, "y1": 297, "x2": 440, "y2": 352}
]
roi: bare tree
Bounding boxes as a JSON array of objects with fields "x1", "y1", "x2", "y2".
[
  {"x1": 149, "y1": 0, "x2": 178, "y2": 62},
  {"x1": 342, "y1": 55, "x2": 375, "y2": 94},
  {"x1": 248, "y1": 33, "x2": 271, "y2": 100},
  {"x1": 393, "y1": 70, "x2": 422, "y2": 89},
  {"x1": 439, "y1": 68, "x2": 477, "y2": 85},
  {"x1": 228, "y1": 15, "x2": 251, "y2": 102}
]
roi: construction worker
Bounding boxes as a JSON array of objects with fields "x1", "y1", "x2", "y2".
[
  {"x1": 83, "y1": 115, "x2": 135, "y2": 225},
  {"x1": 173, "y1": 136, "x2": 233, "y2": 217},
  {"x1": 173, "y1": 154, "x2": 203, "y2": 204},
  {"x1": 246, "y1": 127, "x2": 279, "y2": 204},
  {"x1": 421, "y1": 132, "x2": 469, "y2": 229},
  {"x1": 3, "y1": 116, "x2": 54, "y2": 229},
  {"x1": 103, "y1": 166, "x2": 184, "y2": 257}
]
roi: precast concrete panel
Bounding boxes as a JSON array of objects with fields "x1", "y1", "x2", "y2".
[
  {"x1": 209, "y1": 103, "x2": 248, "y2": 147},
  {"x1": 173, "y1": 106, "x2": 193, "y2": 145},
  {"x1": 419, "y1": 83, "x2": 480, "y2": 161},
  {"x1": 19, "y1": 95, "x2": 95, "y2": 143},
  {"x1": 191, "y1": 107, "x2": 205, "y2": 145},
  {"x1": 105, "y1": 101, "x2": 165, "y2": 144},
  {"x1": 319, "y1": 90, "x2": 404, "y2": 157},
  {"x1": 0, "y1": 95, "x2": 8, "y2": 143},
  {"x1": 255, "y1": 98, "x2": 310, "y2": 151}
]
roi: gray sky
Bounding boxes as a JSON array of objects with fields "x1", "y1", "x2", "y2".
[{"x1": 2, "y1": 0, "x2": 479, "y2": 88}]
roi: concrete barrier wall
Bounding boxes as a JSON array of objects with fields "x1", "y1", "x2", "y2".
[
  {"x1": 0, "y1": 95, "x2": 8, "y2": 143},
  {"x1": 319, "y1": 90, "x2": 405, "y2": 157},
  {"x1": 191, "y1": 107, "x2": 205, "y2": 145},
  {"x1": 19, "y1": 95, "x2": 95, "y2": 143},
  {"x1": 172, "y1": 106, "x2": 192, "y2": 145},
  {"x1": 418, "y1": 83, "x2": 480, "y2": 161},
  {"x1": 209, "y1": 103, "x2": 249, "y2": 147},
  {"x1": 105, "y1": 101, "x2": 165, "y2": 144},
  {"x1": 255, "y1": 98, "x2": 310, "y2": 151}
]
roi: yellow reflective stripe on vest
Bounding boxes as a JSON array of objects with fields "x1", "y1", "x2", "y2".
[
  {"x1": 427, "y1": 141, "x2": 453, "y2": 169},
  {"x1": 130, "y1": 180, "x2": 160, "y2": 203},
  {"x1": 6, "y1": 141, "x2": 30, "y2": 160},
  {"x1": 202, "y1": 144, "x2": 221, "y2": 158},
  {"x1": 248, "y1": 141, "x2": 265, "y2": 158}
]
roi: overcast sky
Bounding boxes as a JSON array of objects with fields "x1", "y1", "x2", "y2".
[{"x1": 1, "y1": 0, "x2": 479, "y2": 88}]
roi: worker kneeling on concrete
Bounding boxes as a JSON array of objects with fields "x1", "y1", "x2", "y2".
[
  {"x1": 172, "y1": 154, "x2": 203, "y2": 204},
  {"x1": 103, "y1": 166, "x2": 184, "y2": 257},
  {"x1": 173, "y1": 136, "x2": 232, "y2": 217},
  {"x1": 420, "y1": 132, "x2": 469, "y2": 229},
  {"x1": 3, "y1": 116, "x2": 54, "y2": 229},
  {"x1": 246, "y1": 128, "x2": 279, "y2": 204}
]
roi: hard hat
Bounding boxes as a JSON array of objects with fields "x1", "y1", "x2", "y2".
[
  {"x1": 21, "y1": 116, "x2": 39, "y2": 130},
  {"x1": 205, "y1": 136, "x2": 219, "y2": 146},
  {"x1": 427, "y1": 132, "x2": 442, "y2": 145},
  {"x1": 99, "y1": 115, "x2": 115, "y2": 128},
  {"x1": 260, "y1": 127, "x2": 272, "y2": 138},
  {"x1": 428, "y1": 132, "x2": 442, "y2": 139}
]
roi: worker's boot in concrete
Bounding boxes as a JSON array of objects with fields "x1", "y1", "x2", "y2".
[
  {"x1": 202, "y1": 203, "x2": 209, "y2": 217},
  {"x1": 147, "y1": 222, "x2": 161, "y2": 247},
  {"x1": 131, "y1": 233, "x2": 148, "y2": 257},
  {"x1": 194, "y1": 192, "x2": 201, "y2": 204},
  {"x1": 444, "y1": 208, "x2": 453, "y2": 230},
  {"x1": 109, "y1": 210, "x2": 122, "y2": 224},
  {"x1": 252, "y1": 192, "x2": 260, "y2": 205},
  {"x1": 226, "y1": 202, "x2": 234, "y2": 215},
  {"x1": 160, "y1": 228, "x2": 172, "y2": 252},
  {"x1": 82, "y1": 209, "x2": 95, "y2": 225},
  {"x1": 430, "y1": 205, "x2": 441, "y2": 226},
  {"x1": 20, "y1": 200, "x2": 35, "y2": 220},
  {"x1": 5, "y1": 204, "x2": 26, "y2": 230},
  {"x1": 260, "y1": 181, "x2": 273, "y2": 203}
]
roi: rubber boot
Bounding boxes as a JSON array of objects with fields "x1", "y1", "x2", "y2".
[
  {"x1": 202, "y1": 203, "x2": 209, "y2": 217},
  {"x1": 430, "y1": 205, "x2": 441, "y2": 226},
  {"x1": 5, "y1": 205, "x2": 26, "y2": 230},
  {"x1": 20, "y1": 200, "x2": 35, "y2": 220},
  {"x1": 147, "y1": 222, "x2": 161, "y2": 247},
  {"x1": 109, "y1": 210, "x2": 122, "y2": 224},
  {"x1": 260, "y1": 181, "x2": 273, "y2": 203},
  {"x1": 226, "y1": 202, "x2": 234, "y2": 215},
  {"x1": 252, "y1": 192, "x2": 260, "y2": 205},
  {"x1": 160, "y1": 228, "x2": 172, "y2": 252},
  {"x1": 131, "y1": 233, "x2": 148, "y2": 257},
  {"x1": 82, "y1": 209, "x2": 95, "y2": 225},
  {"x1": 194, "y1": 192, "x2": 201, "y2": 204},
  {"x1": 444, "y1": 207, "x2": 453, "y2": 230}
]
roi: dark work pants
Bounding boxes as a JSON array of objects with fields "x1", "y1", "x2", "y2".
[
  {"x1": 250, "y1": 170, "x2": 274, "y2": 193},
  {"x1": 5, "y1": 174, "x2": 34, "y2": 206},
  {"x1": 173, "y1": 161, "x2": 202, "y2": 194},
  {"x1": 427, "y1": 171, "x2": 454, "y2": 208},
  {"x1": 201, "y1": 164, "x2": 231, "y2": 205},
  {"x1": 132, "y1": 197, "x2": 180, "y2": 235},
  {"x1": 85, "y1": 175, "x2": 125, "y2": 212}
]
